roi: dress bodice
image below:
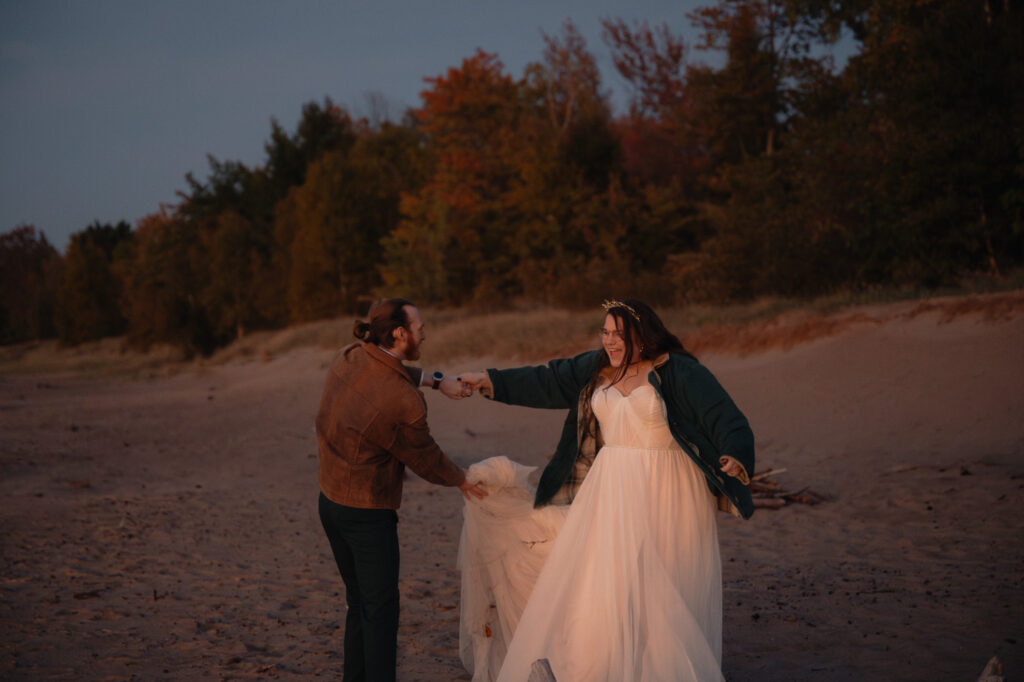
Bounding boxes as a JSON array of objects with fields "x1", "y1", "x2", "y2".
[{"x1": 591, "y1": 383, "x2": 678, "y2": 450}]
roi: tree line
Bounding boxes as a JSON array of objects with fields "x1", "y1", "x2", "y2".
[{"x1": 2, "y1": 0, "x2": 1021, "y2": 355}]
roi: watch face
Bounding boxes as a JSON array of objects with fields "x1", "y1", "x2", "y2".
[{"x1": 433, "y1": 371, "x2": 444, "y2": 381}]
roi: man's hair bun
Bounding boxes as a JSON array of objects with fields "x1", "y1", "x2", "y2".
[
  {"x1": 352, "y1": 298, "x2": 414, "y2": 348},
  {"x1": 353, "y1": 320, "x2": 372, "y2": 341}
]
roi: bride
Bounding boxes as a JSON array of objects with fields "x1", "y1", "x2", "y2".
[{"x1": 457, "y1": 299, "x2": 755, "y2": 682}]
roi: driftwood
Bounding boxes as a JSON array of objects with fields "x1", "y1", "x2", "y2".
[
  {"x1": 528, "y1": 658, "x2": 557, "y2": 682},
  {"x1": 977, "y1": 656, "x2": 1004, "y2": 682},
  {"x1": 750, "y1": 468, "x2": 828, "y2": 510},
  {"x1": 752, "y1": 467, "x2": 787, "y2": 481}
]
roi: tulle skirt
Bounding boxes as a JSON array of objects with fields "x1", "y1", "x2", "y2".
[{"x1": 458, "y1": 446, "x2": 723, "y2": 682}]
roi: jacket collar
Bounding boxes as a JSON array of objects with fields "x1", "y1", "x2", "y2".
[{"x1": 362, "y1": 342, "x2": 415, "y2": 384}]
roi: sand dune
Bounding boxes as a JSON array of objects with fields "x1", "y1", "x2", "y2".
[{"x1": 1, "y1": 293, "x2": 1021, "y2": 681}]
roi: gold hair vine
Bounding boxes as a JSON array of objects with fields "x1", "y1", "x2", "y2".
[{"x1": 601, "y1": 299, "x2": 640, "y2": 321}]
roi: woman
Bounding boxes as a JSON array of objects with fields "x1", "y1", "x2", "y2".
[{"x1": 458, "y1": 299, "x2": 754, "y2": 682}]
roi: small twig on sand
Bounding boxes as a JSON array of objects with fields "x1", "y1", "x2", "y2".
[
  {"x1": 752, "y1": 468, "x2": 787, "y2": 482},
  {"x1": 749, "y1": 469, "x2": 827, "y2": 510},
  {"x1": 749, "y1": 480, "x2": 780, "y2": 494}
]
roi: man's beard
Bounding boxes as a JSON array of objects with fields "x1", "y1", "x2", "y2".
[{"x1": 404, "y1": 336, "x2": 422, "y2": 361}]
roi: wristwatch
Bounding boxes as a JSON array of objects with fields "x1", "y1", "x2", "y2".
[{"x1": 431, "y1": 371, "x2": 444, "y2": 390}]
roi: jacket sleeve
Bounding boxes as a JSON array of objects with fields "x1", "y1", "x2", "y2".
[
  {"x1": 678, "y1": 362, "x2": 755, "y2": 478},
  {"x1": 391, "y1": 409, "x2": 465, "y2": 487},
  {"x1": 488, "y1": 350, "x2": 601, "y2": 409},
  {"x1": 404, "y1": 365, "x2": 423, "y2": 386}
]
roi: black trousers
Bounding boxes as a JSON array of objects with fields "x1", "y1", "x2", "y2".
[{"x1": 318, "y1": 493, "x2": 400, "y2": 682}]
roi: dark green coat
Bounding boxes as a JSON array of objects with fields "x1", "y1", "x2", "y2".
[{"x1": 486, "y1": 350, "x2": 756, "y2": 519}]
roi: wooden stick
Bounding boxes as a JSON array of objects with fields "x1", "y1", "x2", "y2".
[
  {"x1": 752, "y1": 468, "x2": 787, "y2": 482},
  {"x1": 781, "y1": 488, "x2": 828, "y2": 505}
]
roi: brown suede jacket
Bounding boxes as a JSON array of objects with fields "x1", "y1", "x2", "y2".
[{"x1": 316, "y1": 342, "x2": 465, "y2": 509}]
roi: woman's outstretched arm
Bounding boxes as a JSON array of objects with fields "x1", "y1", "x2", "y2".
[{"x1": 460, "y1": 350, "x2": 601, "y2": 409}]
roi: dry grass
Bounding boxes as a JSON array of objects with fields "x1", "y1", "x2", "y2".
[
  {"x1": 682, "y1": 290, "x2": 1024, "y2": 357},
  {"x1": 0, "y1": 337, "x2": 185, "y2": 378},
  {"x1": 2, "y1": 289, "x2": 1021, "y2": 377}
]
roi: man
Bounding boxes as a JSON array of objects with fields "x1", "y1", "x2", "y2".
[{"x1": 316, "y1": 297, "x2": 486, "y2": 682}]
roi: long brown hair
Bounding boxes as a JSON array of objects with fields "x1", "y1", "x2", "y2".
[{"x1": 579, "y1": 299, "x2": 694, "y2": 440}]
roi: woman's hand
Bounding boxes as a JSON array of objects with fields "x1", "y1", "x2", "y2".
[
  {"x1": 439, "y1": 376, "x2": 474, "y2": 399},
  {"x1": 719, "y1": 456, "x2": 750, "y2": 484},
  {"x1": 457, "y1": 371, "x2": 493, "y2": 399}
]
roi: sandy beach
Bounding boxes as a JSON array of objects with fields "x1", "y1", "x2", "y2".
[{"x1": 1, "y1": 293, "x2": 1022, "y2": 681}]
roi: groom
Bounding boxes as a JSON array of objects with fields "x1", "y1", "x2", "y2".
[{"x1": 316, "y1": 297, "x2": 486, "y2": 682}]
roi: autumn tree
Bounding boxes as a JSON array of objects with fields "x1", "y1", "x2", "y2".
[
  {"x1": 510, "y1": 22, "x2": 644, "y2": 304},
  {"x1": 37, "y1": 3, "x2": 1022, "y2": 351},
  {"x1": 121, "y1": 212, "x2": 214, "y2": 355},
  {"x1": 830, "y1": 0, "x2": 1024, "y2": 285},
  {"x1": 0, "y1": 225, "x2": 62, "y2": 343},
  {"x1": 264, "y1": 99, "x2": 360, "y2": 196},
  {"x1": 604, "y1": 1, "x2": 863, "y2": 299},
  {"x1": 282, "y1": 144, "x2": 397, "y2": 320},
  {"x1": 173, "y1": 98, "x2": 363, "y2": 341},
  {"x1": 382, "y1": 50, "x2": 523, "y2": 304},
  {"x1": 601, "y1": 19, "x2": 716, "y2": 294},
  {"x1": 54, "y1": 221, "x2": 133, "y2": 344}
]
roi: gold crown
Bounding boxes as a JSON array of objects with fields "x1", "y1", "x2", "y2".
[{"x1": 601, "y1": 299, "x2": 640, "y2": 321}]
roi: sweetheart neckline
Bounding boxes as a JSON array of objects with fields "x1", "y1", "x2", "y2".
[{"x1": 604, "y1": 383, "x2": 655, "y2": 400}]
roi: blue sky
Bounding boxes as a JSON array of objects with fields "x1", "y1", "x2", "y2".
[{"x1": 1, "y1": 0, "x2": 719, "y2": 250}]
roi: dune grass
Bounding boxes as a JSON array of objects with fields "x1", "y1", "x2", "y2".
[
  {"x1": 0, "y1": 337, "x2": 186, "y2": 378},
  {"x1": 2, "y1": 273, "x2": 1022, "y2": 378}
]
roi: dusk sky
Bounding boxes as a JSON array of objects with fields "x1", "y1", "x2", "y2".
[{"x1": 1, "y1": 0, "x2": 720, "y2": 250}]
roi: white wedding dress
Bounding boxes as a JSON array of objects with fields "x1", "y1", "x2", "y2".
[{"x1": 458, "y1": 384, "x2": 724, "y2": 682}]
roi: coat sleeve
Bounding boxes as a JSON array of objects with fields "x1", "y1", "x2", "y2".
[
  {"x1": 391, "y1": 400, "x2": 465, "y2": 487},
  {"x1": 404, "y1": 365, "x2": 423, "y2": 386},
  {"x1": 487, "y1": 351, "x2": 600, "y2": 409},
  {"x1": 677, "y1": 362, "x2": 755, "y2": 479}
]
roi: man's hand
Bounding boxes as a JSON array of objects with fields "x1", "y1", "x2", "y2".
[
  {"x1": 439, "y1": 376, "x2": 473, "y2": 400},
  {"x1": 459, "y1": 476, "x2": 488, "y2": 501},
  {"x1": 457, "y1": 371, "x2": 493, "y2": 398}
]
